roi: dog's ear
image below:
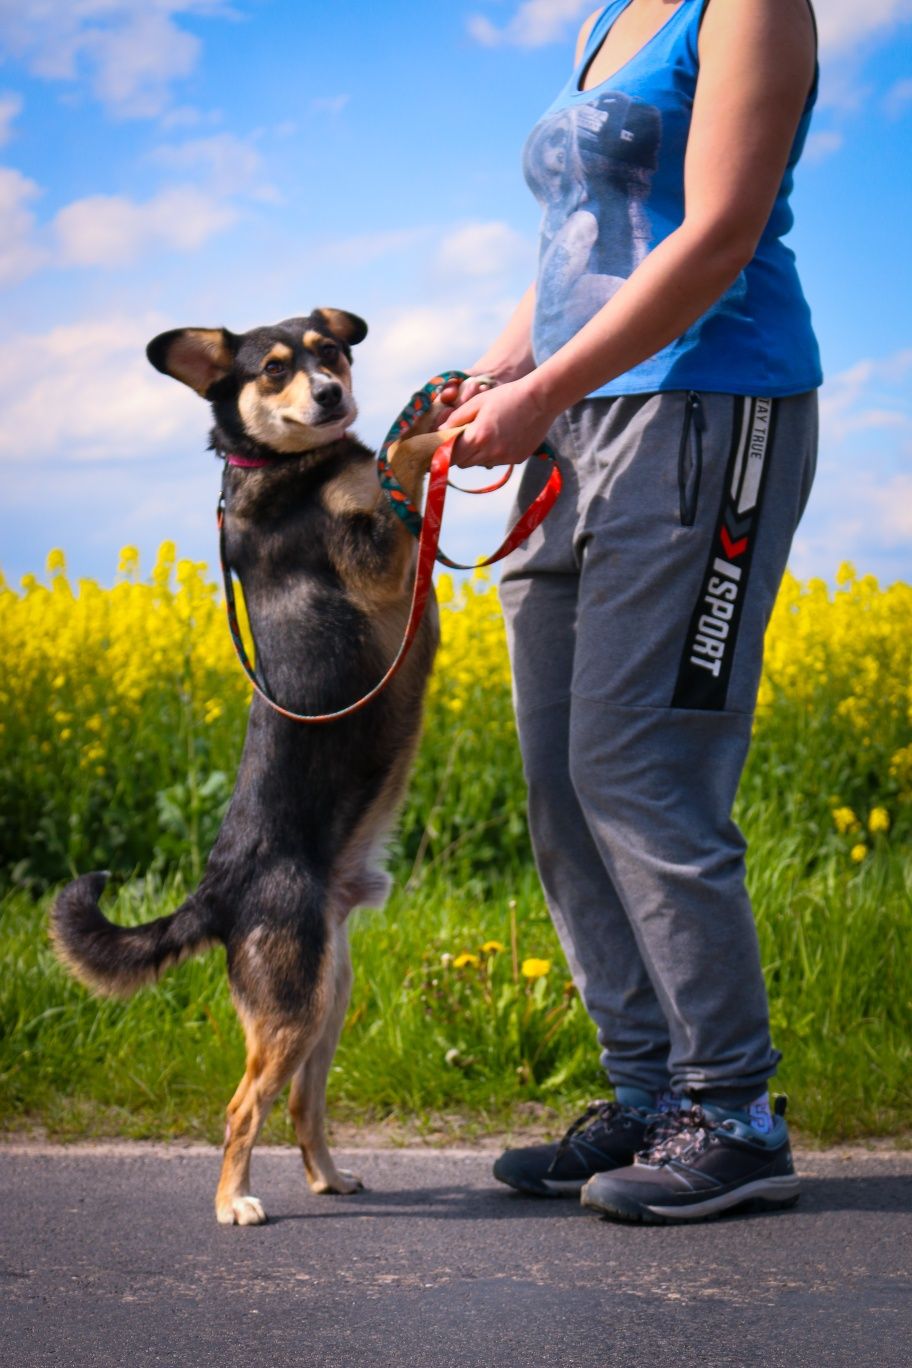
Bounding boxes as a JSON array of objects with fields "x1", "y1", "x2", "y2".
[
  {"x1": 311, "y1": 309, "x2": 368, "y2": 349},
  {"x1": 146, "y1": 328, "x2": 239, "y2": 396}
]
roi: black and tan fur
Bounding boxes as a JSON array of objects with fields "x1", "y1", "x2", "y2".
[{"x1": 51, "y1": 309, "x2": 446, "y2": 1225}]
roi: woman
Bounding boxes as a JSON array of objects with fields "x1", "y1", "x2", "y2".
[{"x1": 439, "y1": 0, "x2": 820, "y2": 1223}]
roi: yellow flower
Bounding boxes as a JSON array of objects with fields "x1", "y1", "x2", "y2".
[
  {"x1": 832, "y1": 806, "x2": 859, "y2": 835},
  {"x1": 521, "y1": 957, "x2": 551, "y2": 979},
  {"x1": 117, "y1": 545, "x2": 140, "y2": 577},
  {"x1": 481, "y1": 940, "x2": 506, "y2": 954},
  {"x1": 453, "y1": 952, "x2": 480, "y2": 970},
  {"x1": 46, "y1": 548, "x2": 66, "y2": 576},
  {"x1": 868, "y1": 807, "x2": 890, "y2": 835},
  {"x1": 835, "y1": 561, "x2": 856, "y2": 587},
  {"x1": 850, "y1": 844, "x2": 868, "y2": 863}
]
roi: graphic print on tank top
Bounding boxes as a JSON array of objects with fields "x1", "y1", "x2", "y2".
[{"x1": 524, "y1": 92, "x2": 661, "y2": 362}]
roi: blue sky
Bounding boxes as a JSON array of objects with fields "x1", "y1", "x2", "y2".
[{"x1": 1, "y1": 0, "x2": 911, "y2": 587}]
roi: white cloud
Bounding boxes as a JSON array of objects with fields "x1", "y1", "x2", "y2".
[
  {"x1": 2, "y1": 139, "x2": 265, "y2": 282},
  {"x1": 310, "y1": 94, "x2": 350, "y2": 116},
  {"x1": 320, "y1": 226, "x2": 436, "y2": 268},
  {"x1": 0, "y1": 165, "x2": 47, "y2": 283},
  {"x1": 815, "y1": 0, "x2": 912, "y2": 53},
  {"x1": 149, "y1": 132, "x2": 278, "y2": 201},
  {"x1": 356, "y1": 297, "x2": 519, "y2": 439},
  {"x1": 471, "y1": 0, "x2": 912, "y2": 55},
  {"x1": 790, "y1": 347, "x2": 912, "y2": 578},
  {"x1": 0, "y1": 1, "x2": 238, "y2": 118},
  {"x1": 436, "y1": 221, "x2": 534, "y2": 278},
  {"x1": 803, "y1": 130, "x2": 845, "y2": 164},
  {"x1": 791, "y1": 466, "x2": 912, "y2": 582},
  {"x1": 468, "y1": 0, "x2": 590, "y2": 48},
  {"x1": 883, "y1": 76, "x2": 912, "y2": 117},
  {"x1": 0, "y1": 91, "x2": 23, "y2": 145},
  {"x1": 54, "y1": 185, "x2": 238, "y2": 266},
  {"x1": 820, "y1": 349, "x2": 912, "y2": 439},
  {"x1": 0, "y1": 315, "x2": 204, "y2": 465}
]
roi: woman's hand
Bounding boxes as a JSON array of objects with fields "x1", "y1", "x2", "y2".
[
  {"x1": 444, "y1": 374, "x2": 558, "y2": 469},
  {"x1": 435, "y1": 373, "x2": 498, "y2": 411}
]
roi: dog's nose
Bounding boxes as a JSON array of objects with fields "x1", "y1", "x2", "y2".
[{"x1": 313, "y1": 381, "x2": 342, "y2": 410}]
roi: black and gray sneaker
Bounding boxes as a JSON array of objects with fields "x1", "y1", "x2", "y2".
[
  {"x1": 580, "y1": 1099, "x2": 800, "y2": 1223},
  {"x1": 493, "y1": 1101, "x2": 650, "y2": 1197}
]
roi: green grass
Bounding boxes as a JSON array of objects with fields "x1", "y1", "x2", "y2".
[{"x1": 2, "y1": 815, "x2": 910, "y2": 1146}]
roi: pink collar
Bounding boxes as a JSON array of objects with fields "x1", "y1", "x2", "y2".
[{"x1": 225, "y1": 452, "x2": 275, "y2": 469}]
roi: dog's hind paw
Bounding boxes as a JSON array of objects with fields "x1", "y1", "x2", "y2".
[
  {"x1": 216, "y1": 1195, "x2": 267, "y2": 1226},
  {"x1": 309, "y1": 1168, "x2": 364, "y2": 1196}
]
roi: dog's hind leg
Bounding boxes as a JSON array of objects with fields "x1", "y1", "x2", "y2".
[
  {"x1": 288, "y1": 925, "x2": 363, "y2": 1195},
  {"x1": 215, "y1": 1015, "x2": 309, "y2": 1226}
]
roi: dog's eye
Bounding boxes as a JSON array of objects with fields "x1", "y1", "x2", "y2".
[
  {"x1": 319, "y1": 342, "x2": 339, "y2": 364},
  {"x1": 263, "y1": 360, "x2": 286, "y2": 376}
]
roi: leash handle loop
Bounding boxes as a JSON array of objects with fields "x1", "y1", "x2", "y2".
[{"x1": 376, "y1": 371, "x2": 561, "y2": 568}]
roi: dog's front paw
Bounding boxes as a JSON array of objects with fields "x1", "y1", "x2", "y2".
[
  {"x1": 309, "y1": 1168, "x2": 364, "y2": 1196},
  {"x1": 216, "y1": 1195, "x2": 268, "y2": 1226}
]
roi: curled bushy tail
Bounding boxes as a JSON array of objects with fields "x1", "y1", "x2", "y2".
[{"x1": 50, "y1": 872, "x2": 218, "y2": 998}]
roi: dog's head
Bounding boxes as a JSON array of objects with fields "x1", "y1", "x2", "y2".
[{"x1": 146, "y1": 308, "x2": 368, "y2": 454}]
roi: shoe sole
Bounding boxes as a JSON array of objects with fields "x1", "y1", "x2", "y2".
[
  {"x1": 581, "y1": 1174, "x2": 801, "y2": 1224},
  {"x1": 492, "y1": 1167, "x2": 585, "y2": 1198}
]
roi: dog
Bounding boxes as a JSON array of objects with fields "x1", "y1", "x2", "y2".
[{"x1": 51, "y1": 308, "x2": 442, "y2": 1225}]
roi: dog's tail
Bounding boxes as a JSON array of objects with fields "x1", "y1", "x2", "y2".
[{"x1": 50, "y1": 872, "x2": 219, "y2": 998}]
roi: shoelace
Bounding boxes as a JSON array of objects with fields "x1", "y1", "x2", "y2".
[
  {"x1": 548, "y1": 1099, "x2": 626, "y2": 1173},
  {"x1": 638, "y1": 1105, "x2": 720, "y2": 1166}
]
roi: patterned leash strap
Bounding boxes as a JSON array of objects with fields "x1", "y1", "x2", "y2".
[{"x1": 217, "y1": 371, "x2": 562, "y2": 723}]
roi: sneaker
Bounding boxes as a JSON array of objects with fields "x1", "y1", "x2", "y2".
[
  {"x1": 493, "y1": 1100, "x2": 649, "y2": 1197},
  {"x1": 580, "y1": 1099, "x2": 800, "y2": 1224}
]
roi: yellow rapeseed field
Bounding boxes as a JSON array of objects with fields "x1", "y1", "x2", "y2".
[{"x1": 0, "y1": 548, "x2": 909, "y2": 884}]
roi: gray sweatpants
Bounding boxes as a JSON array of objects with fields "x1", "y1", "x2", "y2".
[{"x1": 499, "y1": 389, "x2": 817, "y2": 1100}]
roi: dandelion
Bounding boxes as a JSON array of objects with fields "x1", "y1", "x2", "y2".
[
  {"x1": 453, "y1": 952, "x2": 480, "y2": 970},
  {"x1": 832, "y1": 806, "x2": 860, "y2": 835},
  {"x1": 481, "y1": 940, "x2": 506, "y2": 954},
  {"x1": 521, "y1": 957, "x2": 551, "y2": 979},
  {"x1": 850, "y1": 844, "x2": 868, "y2": 863},
  {"x1": 868, "y1": 807, "x2": 890, "y2": 835}
]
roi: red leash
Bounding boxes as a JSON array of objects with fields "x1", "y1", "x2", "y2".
[{"x1": 217, "y1": 389, "x2": 562, "y2": 724}]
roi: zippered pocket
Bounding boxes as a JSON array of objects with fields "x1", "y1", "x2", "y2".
[{"x1": 678, "y1": 390, "x2": 705, "y2": 527}]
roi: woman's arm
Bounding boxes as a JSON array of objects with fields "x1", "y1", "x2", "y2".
[
  {"x1": 446, "y1": 0, "x2": 816, "y2": 467},
  {"x1": 438, "y1": 8, "x2": 603, "y2": 410}
]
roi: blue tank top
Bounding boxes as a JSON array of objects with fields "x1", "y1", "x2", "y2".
[{"x1": 523, "y1": 0, "x2": 822, "y2": 397}]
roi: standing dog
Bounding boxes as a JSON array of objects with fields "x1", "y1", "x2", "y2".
[{"x1": 51, "y1": 309, "x2": 440, "y2": 1225}]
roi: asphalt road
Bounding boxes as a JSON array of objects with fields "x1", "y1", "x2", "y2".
[{"x1": 1, "y1": 1143, "x2": 911, "y2": 1368}]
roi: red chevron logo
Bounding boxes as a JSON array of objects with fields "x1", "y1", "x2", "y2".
[{"x1": 721, "y1": 526, "x2": 749, "y2": 559}]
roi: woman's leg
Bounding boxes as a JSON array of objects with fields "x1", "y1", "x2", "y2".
[
  {"x1": 500, "y1": 412, "x2": 672, "y2": 1097},
  {"x1": 561, "y1": 389, "x2": 817, "y2": 1100}
]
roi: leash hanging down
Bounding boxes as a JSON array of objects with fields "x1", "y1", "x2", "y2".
[{"x1": 217, "y1": 371, "x2": 562, "y2": 723}]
